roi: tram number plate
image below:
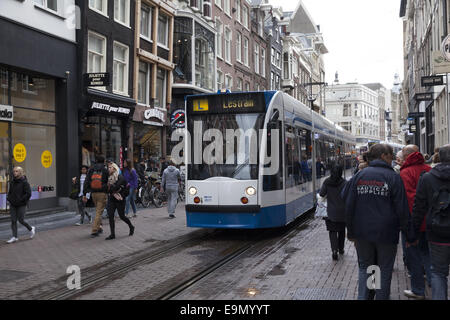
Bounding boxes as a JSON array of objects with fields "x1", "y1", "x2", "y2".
[{"x1": 204, "y1": 196, "x2": 213, "y2": 203}]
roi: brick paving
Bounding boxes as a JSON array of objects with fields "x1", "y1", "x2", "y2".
[{"x1": 0, "y1": 205, "x2": 446, "y2": 300}]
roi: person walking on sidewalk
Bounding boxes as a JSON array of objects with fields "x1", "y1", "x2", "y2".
[
  {"x1": 319, "y1": 164, "x2": 347, "y2": 260},
  {"x1": 400, "y1": 145, "x2": 432, "y2": 300},
  {"x1": 123, "y1": 160, "x2": 138, "y2": 218},
  {"x1": 6, "y1": 167, "x2": 35, "y2": 244},
  {"x1": 342, "y1": 143, "x2": 412, "y2": 300},
  {"x1": 70, "y1": 165, "x2": 92, "y2": 226},
  {"x1": 83, "y1": 155, "x2": 109, "y2": 237},
  {"x1": 161, "y1": 161, "x2": 181, "y2": 218},
  {"x1": 105, "y1": 162, "x2": 134, "y2": 240},
  {"x1": 409, "y1": 145, "x2": 450, "y2": 300}
]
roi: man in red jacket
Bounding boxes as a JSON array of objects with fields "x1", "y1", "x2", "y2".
[{"x1": 400, "y1": 145, "x2": 431, "y2": 299}]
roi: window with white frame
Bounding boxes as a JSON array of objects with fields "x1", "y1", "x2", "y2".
[
  {"x1": 224, "y1": 0, "x2": 231, "y2": 15},
  {"x1": 261, "y1": 48, "x2": 265, "y2": 77},
  {"x1": 216, "y1": 19, "x2": 223, "y2": 59},
  {"x1": 276, "y1": 51, "x2": 281, "y2": 68},
  {"x1": 113, "y1": 41, "x2": 129, "y2": 95},
  {"x1": 158, "y1": 14, "x2": 169, "y2": 47},
  {"x1": 114, "y1": 0, "x2": 130, "y2": 26},
  {"x1": 225, "y1": 74, "x2": 232, "y2": 89},
  {"x1": 235, "y1": 0, "x2": 241, "y2": 22},
  {"x1": 89, "y1": 0, "x2": 108, "y2": 15},
  {"x1": 215, "y1": 0, "x2": 221, "y2": 9},
  {"x1": 271, "y1": 47, "x2": 275, "y2": 64},
  {"x1": 217, "y1": 70, "x2": 223, "y2": 90},
  {"x1": 34, "y1": 0, "x2": 57, "y2": 12},
  {"x1": 236, "y1": 78, "x2": 243, "y2": 91},
  {"x1": 254, "y1": 43, "x2": 259, "y2": 74},
  {"x1": 236, "y1": 32, "x2": 242, "y2": 62},
  {"x1": 245, "y1": 81, "x2": 250, "y2": 91},
  {"x1": 155, "y1": 68, "x2": 167, "y2": 108},
  {"x1": 140, "y1": 4, "x2": 153, "y2": 40},
  {"x1": 243, "y1": 37, "x2": 249, "y2": 66},
  {"x1": 88, "y1": 31, "x2": 107, "y2": 75},
  {"x1": 224, "y1": 27, "x2": 232, "y2": 63},
  {"x1": 242, "y1": 5, "x2": 248, "y2": 28},
  {"x1": 138, "y1": 61, "x2": 150, "y2": 105}
]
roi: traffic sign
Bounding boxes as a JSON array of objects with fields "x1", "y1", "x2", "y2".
[{"x1": 421, "y1": 75, "x2": 444, "y2": 87}]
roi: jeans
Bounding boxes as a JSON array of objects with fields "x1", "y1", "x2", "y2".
[
  {"x1": 76, "y1": 198, "x2": 91, "y2": 224},
  {"x1": 166, "y1": 185, "x2": 178, "y2": 214},
  {"x1": 10, "y1": 205, "x2": 31, "y2": 238},
  {"x1": 107, "y1": 200, "x2": 133, "y2": 236},
  {"x1": 355, "y1": 239, "x2": 398, "y2": 300},
  {"x1": 91, "y1": 193, "x2": 107, "y2": 233},
  {"x1": 125, "y1": 187, "x2": 137, "y2": 215},
  {"x1": 429, "y1": 242, "x2": 450, "y2": 300},
  {"x1": 406, "y1": 232, "x2": 432, "y2": 296},
  {"x1": 401, "y1": 231, "x2": 409, "y2": 272}
]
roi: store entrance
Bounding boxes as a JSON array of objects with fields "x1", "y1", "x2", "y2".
[{"x1": 0, "y1": 122, "x2": 9, "y2": 213}]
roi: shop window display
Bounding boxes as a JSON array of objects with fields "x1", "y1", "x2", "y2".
[{"x1": 133, "y1": 122, "x2": 161, "y2": 163}]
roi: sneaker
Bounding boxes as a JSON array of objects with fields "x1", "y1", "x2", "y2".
[
  {"x1": 332, "y1": 251, "x2": 338, "y2": 261},
  {"x1": 105, "y1": 235, "x2": 115, "y2": 240},
  {"x1": 30, "y1": 226, "x2": 36, "y2": 239},
  {"x1": 133, "y1": 213, "x2": 137, "y2": 218},
  {"x1": 403, "y1": 290, "x2": 425, "y2": 300},
  {"x1": 6, "y1": 237, "x2": 18, "y2": 244},
  {"x1": 169, "y1": 214, "x2": 175, "y2": 219},
  {"x1": 75, "y1": 222, "x2": 82, "y2": 226},
  {"x1": 129, "y1": 225, "x2": 135, "y2": 236}
]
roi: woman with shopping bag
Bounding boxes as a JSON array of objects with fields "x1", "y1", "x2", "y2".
[{"x1": 319, "y1": 164, "x2": 347, "y2": 261}]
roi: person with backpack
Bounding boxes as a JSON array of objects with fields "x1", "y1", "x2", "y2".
[
  {"x1": 319, "y1": 164, "x2": 347, "y2": 260},
  {"x1": 6, "y1": 167, "x2": 35, "y2": 244},
  {"x1": 83, "y1": 155, "x2": 109, "y2": 237},
  {"x1": 409, "y1": 144, "x2": 450, "y2": 300},
  {"x1": 70, "y1": 165, "x2": 92, "y2": 226},
  {"x1": 123, "y1": 160, "x2": 138, "y2": 218},
  {"x1": 400, "y1": 145, "x2": 432, "y2": 299},
  {"x1": 105, "y1": 162, "x2": 134, "y2": 240}
]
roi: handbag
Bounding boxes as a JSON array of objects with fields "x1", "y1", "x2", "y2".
[{"x1": 315, "y1": 193, "x2": 328, "y2": 218}]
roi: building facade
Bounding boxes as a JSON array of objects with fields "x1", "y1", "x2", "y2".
[
  {"x1": 0, "y1": 0, "x2": 77, "y2": 212},
  {"x1": 400, "y1": 0, "x2": 450, "y2": 154}
]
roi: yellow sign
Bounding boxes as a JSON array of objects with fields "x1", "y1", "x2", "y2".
[
  {"x1": 193, "y1": 99, "x2": 209, "y2": 112},
  {"x1": 13, "y1": 143, "x2": 26, "y2": 163},
  {"x1": 41, "y1": 150, "x2": 53, "y2": 168}
]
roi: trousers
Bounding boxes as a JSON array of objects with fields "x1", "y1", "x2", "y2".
[
  {"x1": 107, "y1": 200, "x2": 133, "y2": 236},
  {"x1": 10, "y1": 205, "x2": 31, "y2": 238}
]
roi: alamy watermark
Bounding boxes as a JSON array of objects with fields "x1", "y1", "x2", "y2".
[
  {"x1": 66, "y1": 265, "x2": 81, "y2": 290},
  {"x1": 366, "y1": 265, "x2": 381, "y2": 290}
]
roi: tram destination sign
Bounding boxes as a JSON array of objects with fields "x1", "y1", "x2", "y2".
[
  {"x1": 421, "y1": 75, "x2": 444, "y2": 87},
  {"x1": 415, "y1": 93, "x2": 434, "y2": 101},
  {"x1": 84, "y1": 73, "x2": 110, "y2": 87},
  {"x1": 186, "y1": 93, "x2": 266, "y2": 115}
]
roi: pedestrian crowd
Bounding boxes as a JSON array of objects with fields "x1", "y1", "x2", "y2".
[{"x1": 320, "y1": 143, "x2": 450, "y2": 300}]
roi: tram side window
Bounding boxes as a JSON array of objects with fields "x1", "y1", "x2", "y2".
[
  {"x1": 299, "y1": 128, "x2": 312, "y2": 183},
  {"x1": 284, "y1": 125, "x2": 295, "y2": 189},
  {"x1": 293, "y1": 128, "x2": 301, "y2": 186},
  {"x1": 263, "y1": 119, "x2": 283, "y2": 191}
]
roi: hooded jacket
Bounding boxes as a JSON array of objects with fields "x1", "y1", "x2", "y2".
[
  {"x1": 412, "y1": 162, "x2": 450, "y2": 243},
  {"x1": 162, "y1": 166, "x2": 181, "y2": 190},
  {"x1": 83, "y1": 163, "x2": 109, "y2": 195},
  {"x1": 400, "y1": 152, "x2": 431, "y2": 232},
  {"x1": 341, "y1": 159, "x2": 411, "y2": 244},
  {"x1": 320, "y1": 171, "x2": 346, "y2": 223},
  {"x1": 7, "y1": 176, "x2": 32, "y2": 207}
]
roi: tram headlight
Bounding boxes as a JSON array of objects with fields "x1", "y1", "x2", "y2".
[
  {"x1": 189, "y1": 187, "x2": 197, "y2": 196},
  {"x1": 245, "y1": 187, "x2": 256, "y2": 196}
]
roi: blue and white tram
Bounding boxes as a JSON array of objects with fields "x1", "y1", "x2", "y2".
[{"x1": 184, "y1": 91, "x2": 356, "y2": 229}]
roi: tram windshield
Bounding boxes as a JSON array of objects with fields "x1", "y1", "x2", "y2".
[{"x1": 187, "y1": 113, "x2": 266, "y2": 180}]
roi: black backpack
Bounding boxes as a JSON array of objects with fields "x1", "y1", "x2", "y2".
[{"x1": 429, "y1": 185, "x2": 450, "y2": 238}]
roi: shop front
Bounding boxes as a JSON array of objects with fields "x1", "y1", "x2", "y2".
[
  {"x1": 80, "y1": 90, "x2": 135, "y2": 168},
  {"x1": 0, "y1": 67, "x2": 58, "y2": 213},
  {"x1": 131, "y1": 106, "x2": 166, "y2": 165}
]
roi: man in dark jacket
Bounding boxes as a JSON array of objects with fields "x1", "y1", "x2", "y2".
[
  {"x1": 342, "y1": 143, "x2": 411, "y2": 300},
  {"x1": 6, "y1": 167, "x2": 34, "y2": 243},
  {"x1": 400, "y1": 145, "x2": 431, "y2": 299},
  {"x1": 83, "y1": 155, "x2": 109, "y2": 237},
  {"x1": 410, "y1": 144, "x2": 450, "y2": 300}
]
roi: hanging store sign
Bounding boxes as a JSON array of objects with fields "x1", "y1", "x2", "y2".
[
  {"x1": 144, "y1": 108, "x2": 165, "y2": 122},
  {"x1": 0, "y1": 104, "x2": 13, "y2": 121},
  {"x1": 84, "y1": 73, "x2": 110, "y2": 87},
  {"x1": 421, "y1": 75, "x2": 444, "y2": 87},
  {"x1": 415, "y1": 93, "x2": 433, "y2": 102},
  {"x1": 90, "y1": 101, "x2": 131, "y2": 116},
  {"x1": 442, "y1": 35, "x2": 450, "y2": 62},
  {"x1": 408, "y1": 112, "x2": 425, "y2": 118}
]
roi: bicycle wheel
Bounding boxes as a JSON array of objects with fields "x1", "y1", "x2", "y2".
[
  {"x1": 152, "y1": 188, "x2": 163, "y2": 208},
  {"x1": 141, "y1": 188, "x2": 152, "y2": 208}
]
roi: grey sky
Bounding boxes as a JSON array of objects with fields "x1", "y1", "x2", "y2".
[{"x1": 269, "y1": 0, "x2": 404, "y2": 89}]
